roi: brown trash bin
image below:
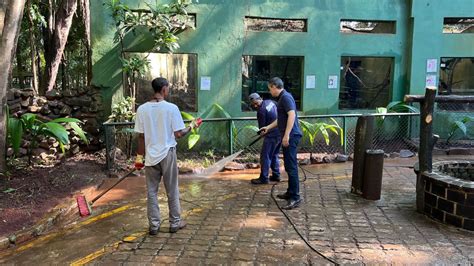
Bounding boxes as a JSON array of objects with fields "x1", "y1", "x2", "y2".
[{"x1": 362, "y1": 149, "x2": 384, "y2": 200}]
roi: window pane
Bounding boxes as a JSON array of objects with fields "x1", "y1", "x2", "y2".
[
  {"x1": 339, "y1": 57, "x2": 393, "y2": 109},
  {"x1": 438, "y1": 57, "x2": 474, "y2": 111},
  {"x1": 443, "y1": 18, "x2": 474, "y2": 34},
  {"x1": 340, "y1": 20, "x2": 396, "y2": 34},
  {"x1": 242, "y1": 56, "x2": 303, "y2": 111},
  {"x1": 245, "y1": 17, "x2": 307, "y2": 32},
  {"x1": 126, "y1": 53, "x2": 198, "y2": 112}
]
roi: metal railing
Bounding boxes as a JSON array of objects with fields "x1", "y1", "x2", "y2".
[{"x1": 103, "y1": 113, "x2": 420, "y2": 170}]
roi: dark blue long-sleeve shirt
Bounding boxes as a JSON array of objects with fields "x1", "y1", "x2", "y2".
[{"x1": 257, "y1": 100, "x2": 280, "y2": 138}]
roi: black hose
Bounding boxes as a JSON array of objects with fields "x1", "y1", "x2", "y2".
[{"x1": 269, "y1": 165, "x2": 339, "y2": 265}]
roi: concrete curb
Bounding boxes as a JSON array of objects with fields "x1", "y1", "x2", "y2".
[{"x1": 0, "y1": 200, "x2": 75, "y2": 252}]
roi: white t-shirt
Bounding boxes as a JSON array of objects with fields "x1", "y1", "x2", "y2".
[{"x1": 134, "y1": 101, "x2": 185, "y2": 166}]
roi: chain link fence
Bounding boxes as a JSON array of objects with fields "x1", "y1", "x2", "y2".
[
  {"x1": 432, "y1": 102, "x2": 474, "y2": 149},
  {"x1": 104, "y1": 113, "x2": 422, "y2": 170}
]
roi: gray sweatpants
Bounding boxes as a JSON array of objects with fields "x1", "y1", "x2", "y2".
[{"x1": 145, "y1": 147, "x2": 181, "y2": 230}]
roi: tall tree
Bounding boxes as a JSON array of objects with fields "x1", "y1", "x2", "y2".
[
  {"x1": 0, "y1": 0, "x2": 26, "y2": 172},
  {"x1": 41, "y1": 0, "x2": 77, "y2": 93},
  {"x1": 79, "y1": 0, "x2": 91, "y2": 86},
  {"x1": 27, "y1": 0, "x2": 40, "y2": 94}
]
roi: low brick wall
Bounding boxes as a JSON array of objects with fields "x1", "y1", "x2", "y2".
[{"x1": 422, "y1": 161, "x2": 474, "y2": 231}]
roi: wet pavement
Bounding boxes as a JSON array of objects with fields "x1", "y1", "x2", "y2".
[{"x1": 1, "y1": 156, "x2": 474, "y2": 265}]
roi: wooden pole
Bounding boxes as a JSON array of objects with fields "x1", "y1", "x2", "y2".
[
  {"x1": 416, "y1": 87, "x2": 437, "y2": 212},
  {"x1": 351, "y1": 115, "x2": 375, "y2": 195},
  {"x1": 419, "y1": 87, "x2": 437, "y2": 173}
]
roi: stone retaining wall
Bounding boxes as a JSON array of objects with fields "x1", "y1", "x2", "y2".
[{"x1": 6, "y1": 87, "x2": 104, "y2": 159}]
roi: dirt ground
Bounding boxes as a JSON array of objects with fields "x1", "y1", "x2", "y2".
[
  {"x1": 0, "y1": 150, "x2": 224, "y2": 238},
  {"x1": 0, "y1": 152, "x2": 109, "y2": 237}
]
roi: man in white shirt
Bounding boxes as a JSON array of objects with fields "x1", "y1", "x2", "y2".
[{"x1": 134, "y1": 77, "x2": 202, "y2": 235}]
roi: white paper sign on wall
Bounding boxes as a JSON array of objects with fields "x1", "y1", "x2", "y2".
[
  {"x1": 426, "y1": 59, "x2": 438, "y2": 73},
  {"x1": 425, "y1": 74, "x2": 437, "y2": 87},
  {"x1": 328, "y1": 75, "x2": 338, "y2": 89},
  {"x1": 200, "y1": 76, "x2": 211, "y2": 91},
  {"x1": 306, "y1": 75, "x2": 316, "y2": 89}
]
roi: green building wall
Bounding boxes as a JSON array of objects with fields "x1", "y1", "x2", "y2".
[{"x1": 91, "y1": 0, "x2": 474, "y2": 121}]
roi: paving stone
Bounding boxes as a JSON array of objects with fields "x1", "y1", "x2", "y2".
[
  {"x1": 151, "y1": 255, "x2": 178, "y2": 263},
  {"x1": 88, "y1": 160, "x2": 474, "y2": 265},
  {"x1": 126, "y1": 254, "x2": 154, "y2": 262}
]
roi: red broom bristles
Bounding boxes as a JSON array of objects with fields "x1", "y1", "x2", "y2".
[{"x1": 76, "y1": 195, "x2": 91, "y2": 217}]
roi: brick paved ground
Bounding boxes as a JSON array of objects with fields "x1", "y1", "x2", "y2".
[{"x1": 91, "y1": 158, "x2": 474, "y2": 265}]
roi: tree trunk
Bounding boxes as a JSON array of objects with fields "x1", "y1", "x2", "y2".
[
  {"x1": 27, "y1": 0, "x2": 39, "y2": 94},
  {"x1": 42, "y1": 0, "x2": 77, "y2": 93},
  {"x1": 15, "y1": 37, "x2": 26, "y2": 90},
  {"x1": 79, "y1": 0, "x2": 92, "y2": 86},
  {"x1": 0, "y1": 1, "x2": 26, "y2": 173},
  {"x1": 40, "y1": 0, "x2": 55, "y2": 95},
  {"x1": 61, "y1": 52, "x2": 68, "y2": 91}
]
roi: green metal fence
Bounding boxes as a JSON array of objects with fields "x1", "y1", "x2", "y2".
[{"x1": 103, "y1": 113, "x2": 420, "y2": 170}]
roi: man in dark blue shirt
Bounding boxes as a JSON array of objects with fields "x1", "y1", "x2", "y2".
[
  {"x1": 248, "y1": 93, "x2": 281, "y2": 185},
  {"x1": 260, "y1": 77, "x2": 303, "y2": 210}
]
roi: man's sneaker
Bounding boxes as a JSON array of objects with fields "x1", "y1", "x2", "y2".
[
  {"x1": 251, "y1": 178, "x2": 269, "y2": 185},
  {"x1": 270, "y1": 175, "x2": 281, "y2": 182},
  {"x1": 276, "y1": 192, "x2": 290, "y2": 200},
  {"x1": 149, "y1": 227, "x2": 159, "y2": 235},
  {"x1": 281, "y1": 199, "x2": 302, "y2": 210},
  {"x1": 170, "y1": 220, "x2": 187, "y2": 233}
]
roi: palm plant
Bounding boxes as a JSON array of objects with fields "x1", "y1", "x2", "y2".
[
  {"x1": 447, "y1": 116, "x2": 474, "y2": 144},
  {"x1": 7, "y1": 113, "x2": 88, "y2": 165},
  {"x1": 299, "y1": 118, "x2": 344, "y2": 151}
]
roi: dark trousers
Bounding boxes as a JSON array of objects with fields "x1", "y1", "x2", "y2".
[
  {"x1": 282, "y1": 136, "x2": 301, "y2": 201},
  {"x1": 260, "y1": 137, "x2": 281, "y2": 181}
]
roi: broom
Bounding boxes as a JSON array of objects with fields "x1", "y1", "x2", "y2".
[{"x1": 76, "y1": 168, "x2": 136, "y2": 217}]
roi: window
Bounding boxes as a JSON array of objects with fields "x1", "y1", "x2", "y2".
[
  {"x1": 131, "y1": 10, "x2": 197, "y2": 29},
  {"x1": 241, "y1": 56, "x2": 303, "y2": 111},
  {"x1": 339, "y1": 57, "x2": 393, "y2": 109},
  {"x1": 126, "y1": 53, "x2": 198, "y2": 112},
  {"x1": 443, "y1": 18, "x2": 474, "y2": 34},
  {"x1": 245, "y1": 17, "x2": 307, "y2": 32},
  {"x1": 340, "y1": 20, "x2": 396, "y2": 34},
  {"x1": 438, "y1": 57, "x2": 474, "y2": 111}
]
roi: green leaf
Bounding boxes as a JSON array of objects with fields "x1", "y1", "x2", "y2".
[
  {"x1": 3, "y1": 188, "x2": 16, "y2": 193},
  {"x1": 70, "y1": 122, "x2": 89, "y2": 144},
  {"x1": 386, "y1": 101, "x2": 402, "y2": 110},
  {"x1": 43, "y1": 123, "x2": 70, "y2": 145},
  {"x1": 21, "y1": 113, "x2": 37, "y2": 129},
  {"x1": 454, "y1": 121, "x2": 467, "y2": 136},
  {"x1": 242, "y1": 125, "x2": 259, "y2": 132},
  {"x1": 58, "y1": 142, "x2": 66, "y2": 154},
  {"x1": 376, "y1": 107, "x2": 387, "y2": 114},
  {"x1": 7, "y1": 117, "x2": 23, "y2": 154},
  {"x1": 385, "y1": 101, "x2": 419, "y2": 113},
  {"x1": 320, "y1": 126, "x2": 330, "y2": 145},
  {"x1": 188, "y1": 134, "x2": 200, "y2": 149},
  {"x1": 461, "y1": 116, "x2": 474, "y2": 124},
  {"x1": 181, "y1": 111, "x2": 195, "y2": 121},
  {"x1": 50, "y1": 117, "x2": 82, "y2": 124},
  {"x1": 325, "y1": 125, "x2": 339, "y2": 135}
]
